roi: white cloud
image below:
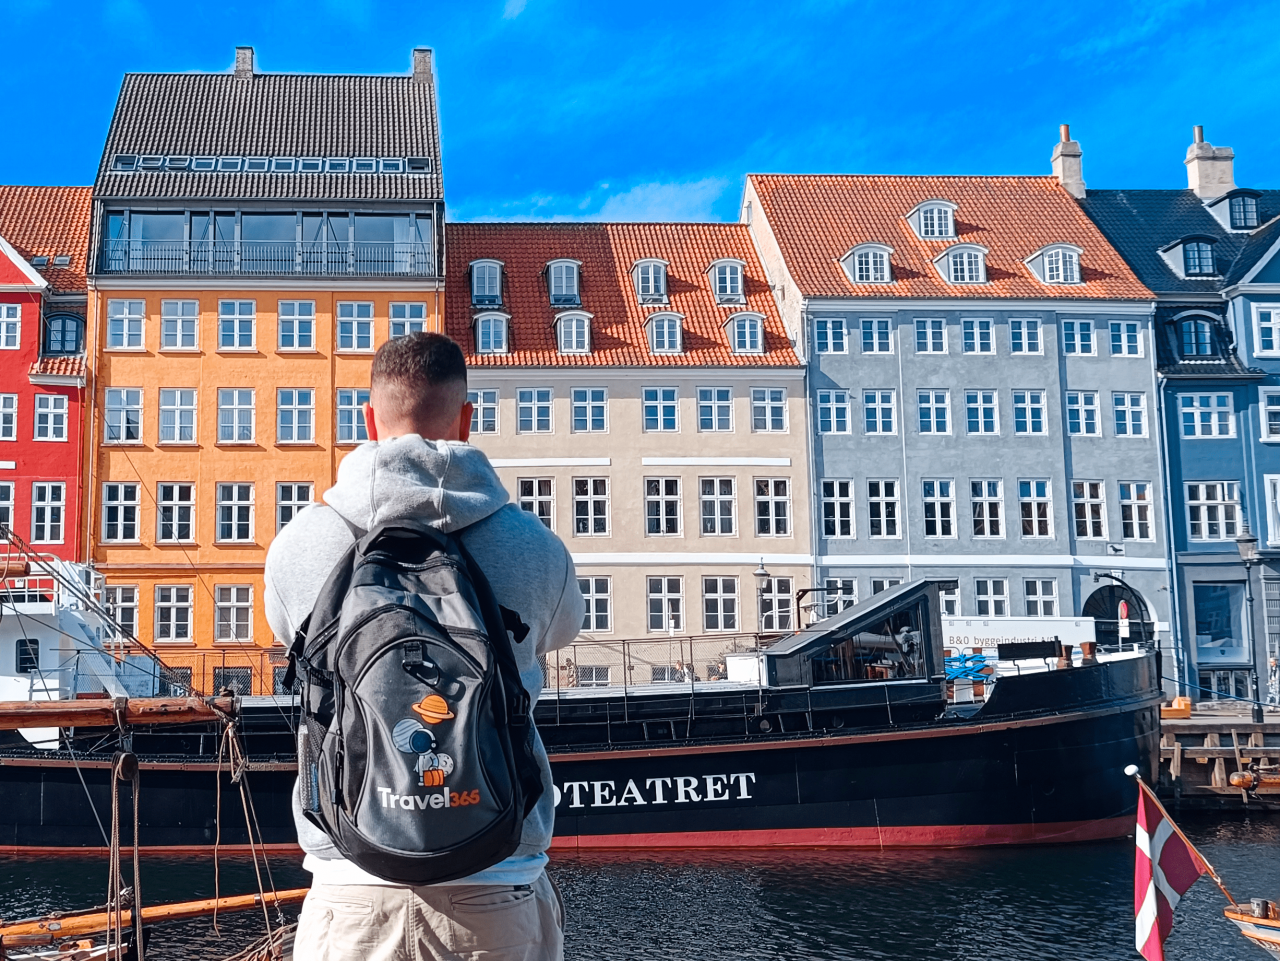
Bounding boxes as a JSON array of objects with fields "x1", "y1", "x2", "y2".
[
  {"x1": 502, "y1": 0, "x2": 527, "y2": 19},
  {"x1": 589, "y1": 177, "x2": 731, "y2": 222}
]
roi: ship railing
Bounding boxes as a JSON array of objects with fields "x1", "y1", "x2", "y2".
[
  {"x1": 60, "y1": 646, "x2": 292, "y2": 699},
  {"x1": 944, "y1": 640, "x2": 1153, "y2": 703},
  {"x1": 100, "y1": 239, "x2": 435, "y2": 277}
]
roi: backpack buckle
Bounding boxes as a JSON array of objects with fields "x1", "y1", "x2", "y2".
[{"x1": 403, "y1": 640, "x2": 423, "y2": 667}]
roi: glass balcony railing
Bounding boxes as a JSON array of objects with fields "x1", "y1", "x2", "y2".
[{"x1": 99, "y1": 240, "x2": 436, "y2": 277}]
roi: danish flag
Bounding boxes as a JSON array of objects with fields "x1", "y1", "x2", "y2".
[{"x1": 1135, "y1": 780, "x2": 1208, "y2": 960}]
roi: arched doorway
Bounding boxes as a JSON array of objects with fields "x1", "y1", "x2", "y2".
[{"x1": 1082, "y1": 583, "x2": 1154, "y2": 650}]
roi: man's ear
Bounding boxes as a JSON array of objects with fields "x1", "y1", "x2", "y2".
[
  {"x1": 457, "y1": 401, "x2": 474, "y2": 443},
  {"x1": 363, "y1": 402, "x2": 379, "y2": 441}
]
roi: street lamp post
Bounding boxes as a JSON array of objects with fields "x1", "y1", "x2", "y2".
[
  {"x1": 1235, "y1": 523, "x2": 1266, "y2": 724},
  {"x1": 753, "y1": 559, "x2": 770, "y2": 635}
]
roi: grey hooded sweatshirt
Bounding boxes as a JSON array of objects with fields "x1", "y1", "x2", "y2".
[{"x1": 264, "y1": 435, "x2": 583, "y2": 887}]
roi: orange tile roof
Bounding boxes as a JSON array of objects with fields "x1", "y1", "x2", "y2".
[
  {"x1": 29, "y1": 355, "x2": 87, "y2": 380},
  {"x1": 749, "y1": 174, "x2": 1153, "y2": 301},
  {"x1": 445, "y1": 223, "x2": 800, "y2": 368},
  {"x1": 0, "y1": 186, "x2": 92, "y2": 294}
]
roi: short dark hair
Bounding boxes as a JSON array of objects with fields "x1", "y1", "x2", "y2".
[{"x1": 370, "y1": 332, "x2": 467, "y2": 422}]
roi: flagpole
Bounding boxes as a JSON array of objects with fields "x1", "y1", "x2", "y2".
[{"x1": 1126, "y1": 765, "x2": 1237, "y2": 905}]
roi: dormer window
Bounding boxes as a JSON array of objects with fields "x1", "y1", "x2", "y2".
[
  {"x1": 841, "y1": 244, "x2": 892, "y2": 285},
  {"x1": 471, "y1": 260, "x2": 503, "y2": 306},
  {"x1": 44, "y1": 315, "x2": 83, "y2": 355},
  {"x1": 557, "y1": 313, "x2": 591, "y2": 354},
  {"x1": 1184, "y1": 241, "x2": 1216, "y2": 276},
  {"x1": 475, "y1": 313, "x2": 509, "y2": 354},
  {"x1": 935, "y1": 244, "x2": 987, "y2": 285},
  {"x1": 1181, "y1": 318, "x2": 1216, "y2": 356},
  {"x1": 648, "y1": 314, "x2": 683, "y2": 354},
  {"x1": 727, "y1": 313, "x2": 764, "y2": 353},
  {"x1": 1230, "y1": 194, "x2": 1259, "y2": 229},
  {"x1": 710, "y1": 260, "x2": 745, "y2": 304},
  {"x1": 634, "y1": 260, "x2": 668, "y2": 304},
  {"x1": 908, "y1": 200, "x2": 958, "y2": 240},
  {"x1": 1026, "y1": 244, "x2": 1083, "y2": 285},
  {"x1": 549, "y1": 260, "x2": 581, "y2": 306}
]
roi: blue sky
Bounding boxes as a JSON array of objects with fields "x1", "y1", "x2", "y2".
[{"x1": 3, "y1": 0, "x2": 1277, "y2": 221}]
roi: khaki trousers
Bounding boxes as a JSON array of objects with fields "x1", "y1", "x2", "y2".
[{"x1": 293, "y1": 870, "x2": 564, "y2": 961}]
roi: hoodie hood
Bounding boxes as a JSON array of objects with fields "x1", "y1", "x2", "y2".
[{"x1": 323, "y1": 435, "x2": 510, "y2": 533}]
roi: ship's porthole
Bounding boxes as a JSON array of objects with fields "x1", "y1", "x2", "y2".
[
  {"x1": 830, "y1": 715, "x2": 845, "y2": 729},
  {"x1": 758, "y1": 718, "x2": 773, "y2": 733}
]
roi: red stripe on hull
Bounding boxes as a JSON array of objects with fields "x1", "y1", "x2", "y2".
[
  {"x1": 549, "y1": 817, "x2": 1132, "y2": 851},
  {"x1": 0, "y1": 842, "x2": 304, "y2": 856}
]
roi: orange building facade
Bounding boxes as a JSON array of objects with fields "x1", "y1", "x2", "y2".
[{"x1": 86, "y1": 48, "x2": 445, "y2": 695}]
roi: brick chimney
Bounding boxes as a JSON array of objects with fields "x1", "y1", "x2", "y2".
[
  {"x1": 1051, "y1": 124, "x2": 1085, "y2": 199},
  {"x1": 412, "y1": 47, "x2": 434, "y2": 84},
  {"x1": 1185, "y1": 126, "x2": 1235, "y2": 199},
  {"x1": 234, "y1": 46, "x2": 255, "y2": 80}
]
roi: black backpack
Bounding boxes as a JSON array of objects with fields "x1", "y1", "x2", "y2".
[{"x1": 286, "y1": 519, "x2": 543, "y2": 885}]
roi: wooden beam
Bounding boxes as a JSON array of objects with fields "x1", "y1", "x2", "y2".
[{"x1": 0, "y1": 697, "x2": 235, "y2": 731}]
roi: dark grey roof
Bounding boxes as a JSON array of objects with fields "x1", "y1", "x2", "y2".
[
  {"x1": 94, "y1": 69, "x2": 442, "y2": 203},
  {"x1": 1077, "y1": 189, "x2": 1280, "y2": 293}
]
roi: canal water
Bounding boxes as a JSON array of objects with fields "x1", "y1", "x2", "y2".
[{"x1": 2, "y1": 814, "x2": 1277, "y2": 960}]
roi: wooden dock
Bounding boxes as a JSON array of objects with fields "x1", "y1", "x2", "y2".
[{"x1": 1159, "y1": 709, "x2": 1280, "y2": 810}]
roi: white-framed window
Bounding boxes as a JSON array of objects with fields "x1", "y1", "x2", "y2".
[
  {"x1": 751, "y1": 387, "x2": 786, "y2": 432},
  {"x1": 853, "y1": 247, "x2": 890, "y2": 283},
  {"x1": 647, "y1": 576, "x2": 684, "y2": 632},
  {"x1": 104, "y1": 585, "x2": 138, "y2": 638},
  {"x1": 576, "y1": 664, "x2": 611, "y2": 688},
  {"x1": 549, "y1": 261, "x2": 580, "y2": 306},
  {"x1": 1231, "y1": 195, "x2": 1260, "y2": 229},
  {"x1": 700, "y1": 477, "x2": 735, "y2": 536},
  {"x1": 277, "y1": 389, "x2": 314, "y2": 443},
  {"x1": 217, "y1": 389, "x2": 255, "y2": 444},
  {"x1": 915, "y1": 318, "x2": 946, "y2": 353},
  {"x1": 0, "y1": 304, "x2": 19, "y2": 349},
  {"x1": 1186, "y1": 482, "x2": 1239, "y2": 541},
  {"x1": 1119, "y1": 482, "x2": 1154, "y2": 541},
  {"x1": 390, "y1": 302, "x2": 426, "y2": 338},
  {"x1": 949, "y1": 249, "x2": 985, "y2": 284},
  {"x1": 920, "y1": 205, "x2": 954, "y2": 238},
  {"x1": 336, "y1": 302, "x2": 373, "y2": 351},
  {"x1": 755, "y1": 478, "x2": 790, "y2": 536},
  {"x1": 0, "y1": 395, "x2": 15, "y2": 440},
  {"x1": 0, "y1": 481, "x2": 11, "y2": 528},
  {"x1": 815, "y1": 318, "x2": 846, "y2": 353},
  {"x1": 817, "y1": 389, "x2": 850, "y2": 433},
  {"x1": 1255, "y1": 305, "x2": 1280, "y2": 355},
  {"x1": 975, "y1": 578, "x2": 1008, "y2": 617},
  {"x1": 336, "y1": 388, "x2": 369, "y2": 443},
  {"x1": 218, "y1": 300, "x2": 255, "y2": 350},
  {"x1": 962, "y1": 318, "x2": 993, "y2": 353},
  {"x1": 971, "y1": 479, "x2": 1003, "y2": 537},
  {"x1": 823, "y1": 579, "x2": 857, "y2": 618},
  {"x1": 1024, "y1": 579, "x2": 1057, "y2": 616},
  {"x1": 712, "y1": 262, "x2": 744, "y2": 304},
  {"x1": 1180, "y1": 318, "x2": 1216, "y2": 357},
  {"x1": 558, "y1": 314, "x2": 590, "y2": 354},
  {"x1": 517, "y1": 478, "x2": 553, "y2": 529},
  {"x1": 1113, "y1": 392, "x2": 1147, "y2": 437},
  {"x1": 216, "y1": 483, "x2": 254, "y2": 542},
  {"x1": 697, "y1": 387, "x2": 732, "y2": 432},
  {"x1": 107, "y1": 300, "x2": 144, "y2": 349},
  {"x1": 918, "y1": 389, "x2": 949, "y2": 434},
  {"x1": 475, "y1": 314, "x2": 508, "y2": 354},
  {"x1": 214, "y1": 585, "x2": 253, "y2": 641},
  {"x1": 1044, "y1": 249, "x2": 1079, "y2": 284},
  {"x1": 276, "y1": 482, "x2": 313, "y2": 531},
  {"x1": 158, "y1": 389, "x2": 196, "y2": 443},
  {"x1": 1263, "y1": 390, "x2": 1280, "y2": 441},
  {"x1": 1010, "y1": 318, "x2": 1041, "y2": 354},
  {"x1": 572, "y1": 477, "x2": 609, "y2": 536},
  {"x1": 821, "y1": 480, "x2": 854, "y2": 538},
  {"x1": 468, "y1": 388, "x2": 499, "y2": 434},
  {"x1": 1066, "y1": 391, "x2": 1099, "y2": 436},
  {"x1": 33, "y1": 395, "x2": 67, "y2": 442},
  {"x1": 161, "y1": 300, "x2": 198, "y2": 349},
  {"x1": 30, "y1": 482, "x2": 64, "y2": 543},
  {"x1": 154, "y1": 585, "x2": 193, "y2": 642},
  {"x1": 730, "y1": 314, "x2": 763, "y2": 353},
  {"x1": 922, "y1": 479, "x2": 955, "y2": 538},
  {"x1": 1062, "y1": 319, "x2": 1094, "y2": 355},
  {"x1": 570, "y1": 387, "x2": 607, "y2": 432},
  {"x1": 579, "y1": 576, "x2": 612, "y2": 632},
  {"x1": 1180, "y1": 393, "x2": 1234, "y2": 437},
  {"x1": 863, "y1": 389, "x2": 896, "y2": 434},
  {"x1": 1012, "y1": 390, "x2": 1045, "y2": 435},
  {"x1": 517, "y1": 388, "x2": 553, "y2": 433},
  {"x1": 1019, "y1": 479, "x2": 1052, "y2": 538},
  {"x1": 649, "y1": 314, "x2": 682, "y2": 353},
  {"x1": 278, "y1": 301, "x2": 315, "y2": 350},
  {"x1": 965, "y1": 389, "x2": 998, "y2": 434},
  {"x1": 861, "y1": 318, "x2": 892, "y2": 353},
  {"x1": 645, "y1": 477, "x2": 680, "y2": 536},
  {"x1": 703, "y1": 577, "x2": 739, "y2": 632},
  {"x1": 873, "y1": 578, "x2": 902, "y2": 596},
  {"x1": 642, "y1": 387, "x2": 678, "y2": 432},
  {"x1": 760, "y1": 576, "x2": 793, "y2": 631},
  {"x1": 1183, "y1": 241, "x2": 1216, "y2": 276},
  {"x1": 1110, "y1": 321, "x2": 1142, "y2": 356},
  {"x1": 101, "y1": 482, "x2": 139, "y2": 542},
  {"x1": 867, "y1": 479, "x2": 899, "y2": 538},
  {"x1": 471, "y1": 261, "x2": 502, "y2": 306},
  {"x1": 156, "y1": 483, "x2": 194, "y2": 542},
  {"x1": 1072, "y1": 480, "x2": 1106, "y2": 539},
  {"x1": 634, "y1": 261, "x2": 667, "y2": 304},
  {"x1": 939, "y1": 584, "x2": 959, "y2": 615},
  {"x1": 104, "y1": 388, "x2": 142, "y2": 443}
]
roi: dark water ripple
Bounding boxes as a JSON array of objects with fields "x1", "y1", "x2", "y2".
[{"x1": 2, "y1": 814, "x2": 1278, "y2": 960}]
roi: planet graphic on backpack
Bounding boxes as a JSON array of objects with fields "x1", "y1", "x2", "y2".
[{"x1": 393, "y1": 695, "x2": 456, "y2": 787}]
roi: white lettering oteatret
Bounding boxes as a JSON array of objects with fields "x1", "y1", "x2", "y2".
[{"x1": 553, "y1": 772, "x2": 757, "y2": 808}]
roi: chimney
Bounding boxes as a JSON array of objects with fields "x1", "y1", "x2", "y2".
[
  {"x1": 1185, "y1": 125, "x2": 1235, "y2": 199},
  {"x1": 412, "y1": 47, "x2": 434, "y2": 84},
  {"x1": 1051, "y1": 124, "x2": 1086, "y2": 199},
  {"x1": 234, "y1": 46, "x2": 255, "y2": 80}
]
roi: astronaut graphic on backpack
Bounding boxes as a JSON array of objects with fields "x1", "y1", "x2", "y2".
[{"x1": 392, "y1": 694, "x2": 456, "y2": 787}]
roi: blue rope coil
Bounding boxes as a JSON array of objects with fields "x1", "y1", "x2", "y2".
[{"x1": 945, "y1": 653, "x2": 990, "y2": 682}]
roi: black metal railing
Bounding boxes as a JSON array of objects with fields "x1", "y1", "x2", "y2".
[{"x1": 100, "y1": 240, "x2": 435, "y2": 277}]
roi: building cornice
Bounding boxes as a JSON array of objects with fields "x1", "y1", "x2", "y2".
[
  {"x1": 802, "y1": 296, "x2": 1155, "y2": 315},
  {"x1": 90, "y1": 277, "x2": 446, "y2": 292}
]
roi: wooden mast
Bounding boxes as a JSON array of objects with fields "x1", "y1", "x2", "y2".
[{"x1": 0, "y1": 696, "x2": 236, "y2": 731}]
